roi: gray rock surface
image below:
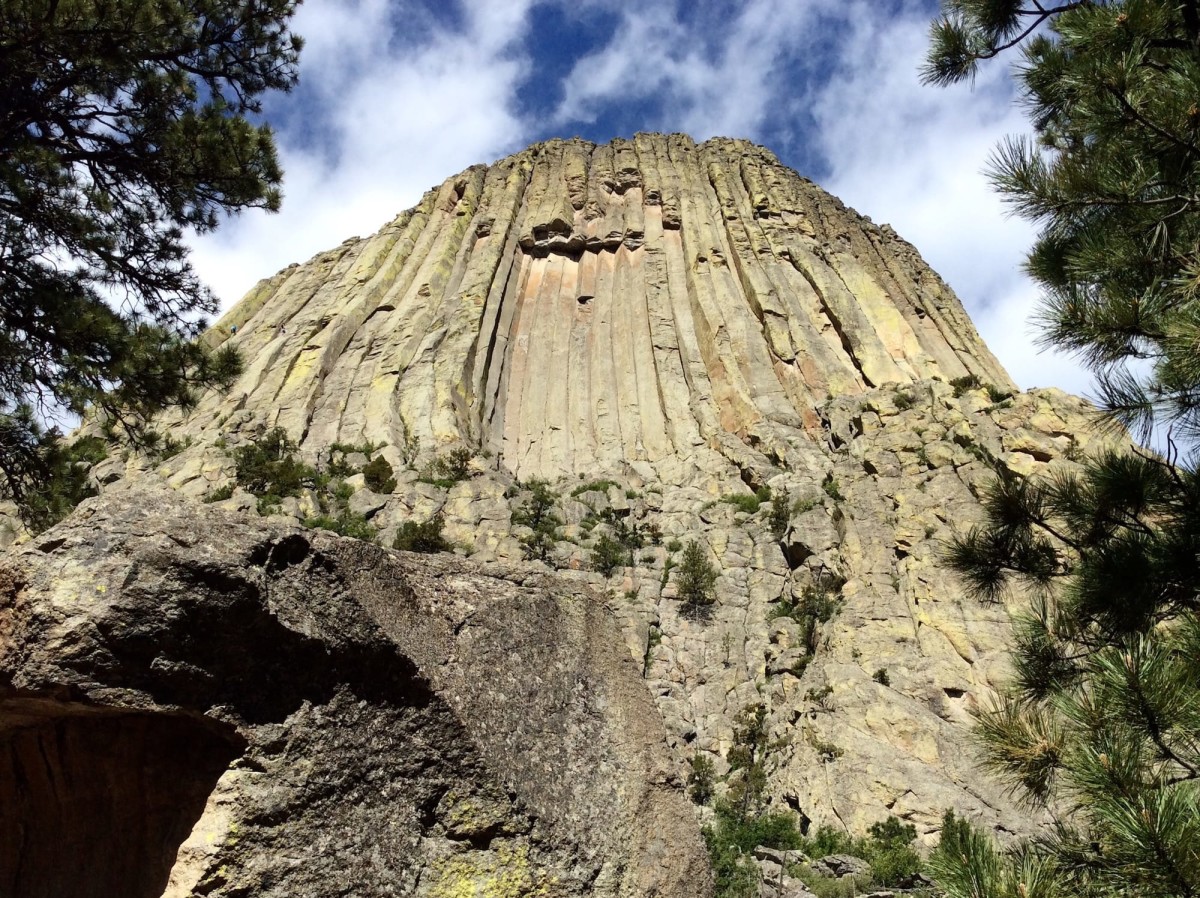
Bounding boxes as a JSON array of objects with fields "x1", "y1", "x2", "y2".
[{"x1": 0, "y1": 488, "x2": 710, "y2": 898}]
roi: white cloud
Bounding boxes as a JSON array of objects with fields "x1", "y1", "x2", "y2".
[
  {"x1": 803, "y1": 2, "x2": 1095, "y2": 397},
  {"x1": 552, "y1": 0, "x2": 827, "y2": 140},
  {"x1": 187, "y1": 0, "x2": 537, "y2": 310}
]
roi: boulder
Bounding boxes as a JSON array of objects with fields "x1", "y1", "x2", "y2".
[{"x1": 0, "y1": 487, "x2": 710, "y2": 898}]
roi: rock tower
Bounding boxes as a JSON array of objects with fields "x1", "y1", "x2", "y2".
[{"x1": 1, "y1": 135, "x2": 1118, "y2": 898}]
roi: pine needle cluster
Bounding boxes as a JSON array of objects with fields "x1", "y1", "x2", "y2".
[
  {"x1": 0, "y1": 0, "x2": 301, "y2": 524},
  {"x1": 926, "y1": 0, "x2": 1200, "y2": 445}
]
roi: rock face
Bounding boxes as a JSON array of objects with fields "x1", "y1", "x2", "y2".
[
  {"x1": 0, "y1": 488, "x2": 710, "y2": 898},
  {"x1": 183, "y1": 134, "x2": 1009, "y2": 484},
  {"x1": 3, "y1": 135, "x2": 1127, "y2": 894}
]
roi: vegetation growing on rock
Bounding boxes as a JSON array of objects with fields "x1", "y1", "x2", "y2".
[
  {"x1": 393, "y1": 514, "x2": 452, "y2": 554},
  {"x1": 511, "y1": 478, "x2": 563, "y2": 563},
  {"x1": 925, "y1": 1, "x2": 1200, "y2": 895},
  {"x1": 675, "y1": 540, "x2": 718, "y2": 617}
]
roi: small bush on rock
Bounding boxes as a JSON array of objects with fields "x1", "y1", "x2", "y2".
[
  {"x1": 688, "y1": 753, "x2": 716, "y2": 805},
  {"x1": 676, "y1": 540, "x2": 718, "y2": 616},
  {"x1": 769, "y1": 490, "x2": 791, "y2": 537},
  {"x1": 590, "y1": 533, "x2": 628, "y2": 576},
  {"x1": 304, "y1": 510, "x2": 375, "y2": 541},
  {"x1": 362, "y1": 455, "x2": 396, "y2": 493},
  {"x1": 233, "y1": 427, "x2": 316, "y2": 502},
  {"x1": 393, "y1": 514, "x2": 451, "y2": 554},
  {"x1": 512, "y1": 477, "x2": 563, "y2": 563}
]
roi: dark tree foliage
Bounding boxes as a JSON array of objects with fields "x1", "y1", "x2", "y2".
[
  {"x1": 0, "y1": 0, "x2": 302, "y2": 526},
  {"x1": 512, "y1": 477, "x2": 562, "y2": 563},
  {"x1": 393, "y1": 514, "x2": 451, "y2": 554},
  {"x1": 676, "y1": 539, "x2": 718, "y2": 616},
  {"x1": 925, "y1": 0, "x2": 1200, "y2": 446},
  {"x1": 589, "y1": 533, "x2": 627, "y2": 576},
  {"x1": 362, "y1": 455, "x2": 396, "y2": 494},
  {"x1": 925, "y1": 4, "x2": 1200, "y2": 895},
  {"x1": 945, "y1": 453, "x2": 1200, "y2": 897}
]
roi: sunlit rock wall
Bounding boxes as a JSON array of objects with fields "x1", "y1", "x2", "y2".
[{"x1": 185, "y1": 134, "x2": 1009, "y2": 484}]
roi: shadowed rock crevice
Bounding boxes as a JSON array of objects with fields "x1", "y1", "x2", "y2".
[{"x1": 0, "y1": 698, "x2": 244, "y2": 898}]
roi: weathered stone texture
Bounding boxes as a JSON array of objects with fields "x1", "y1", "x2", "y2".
[
  {"x1": 3, "y1": 135, "x2": 1132, "y2": 893},
  {"x1": 0, "y1": 488, "x2": 710, "y2": 898},
  {"x1": 160, "y1": 134, "x2": 1010, "y2": 487}
]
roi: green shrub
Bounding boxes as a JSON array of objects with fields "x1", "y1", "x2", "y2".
[
  {"x1": 725, "y1": 703, "x2": 769, "y2": 819},
  {"x1": 512, "y1": 478, "x2": 562, "y2": 563},
  {"x1": 676, "y1": 540, "x2": 718, "y2": 615},
  {"x1": 362, "y1": 455, "x2": 396, "y2": 493},
  {"x1": 821, "y1": 474, "x2": 843, "y2": 501},
  {"x1": 688, "y1": 753, "x2": 716, "y2": 805},
  {"x1": 700, "y1": 700, "x2": 805, "y2": 898},
  {"x1": 233, "y1": 427, "x2": 316, "y2": 500},
  {"x1": 393, "y1": 514, "x2": 451, "y2": 553},
  {"x1": 570, "y1": 478, "x2": 618, "y2": 497},
  {"x1": 590, "y1": 533, "x2": 628, "y2": 576},
  {"x1": 324, "y1": 450, "x2": 357, "y2": 479},
  {"x1": 805, "y1": 684, "x2": 835, "y2": 711},
  {"x1": 864, "y1": 817, "x2": 921, "y2": 887},
  {"x1": 774, "y1": 577, "x2": 845, "y2": 658},
  {"x1": 643, "y1": 625, "x2": 662, "y2": 675},
  {"x1": 721, "y1": 492, "x2": 762, "y2": 514},
  {"x1": 304, "y1": 510, "x2": 375, "y2": 541},
  {"x1": 203, "y1": 483, "x2": 235, "y2": 503},
  {"x1": 788, "y1": 866, "x2": 872, "y2": 898},
  {"x1": 420, "y1": 447, "x2": 473, "y2": 487},
  {"x1": 949, "y1": 373, "x2": 981, "y2": 397},
  {"x1": 17, "y1": 434, "x2": 108, "y2": 533},
  {"x1": 256, "y1": 494, "x2": 282, "y2": 516},
  {"x1": 793, "y1": 496, "x2": 819, "y2": 514},
  {"x1": 810, "y1": 736, "x2": 844, "y2": 761},
  {"x1": 769, "y1": 490, "x2": 791, "y2": 537},
  {"x1": 872, "y1": 667, "x2": 890, "y2": 686},
  {"x1": 801, "y1": 823, "x2": 857, "y2": 858},
  {"x1": 893, "y1": 389, "x2": 915, "y2": 410},
  {"x1": 704, "y1": 803, "x2": 804, "y2": 898},
  {"x1": 928, "y1": 808, "x2": 974, "y2": 871},
  {"x1": 329, "y1": 439, "x2": 386, "y2": 458},
  {"x1": 146, "y1": 431, "x2": 190, "y2": 461}
]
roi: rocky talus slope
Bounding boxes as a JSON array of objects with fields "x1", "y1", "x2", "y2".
[{"x1": 1, "y1": 135, "x2": 1123, "y2": 896}]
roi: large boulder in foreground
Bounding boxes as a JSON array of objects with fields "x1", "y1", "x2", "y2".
[{"x1": 0, "y1": 486, "x2": 710, "y2": 898}]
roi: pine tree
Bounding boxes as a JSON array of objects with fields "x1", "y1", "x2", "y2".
[
  {"x1": 676, "y1": 540, "x2": 718, "y2": 617},
  {"x1": 925, "y1": 0, "x2": 1200, "y2": 445},
  {"x1": 0, "y1": 0, "x2": 302, "y2": 526},
  {"x1": 924, "y1": 3, "x2": 1200, "y2": 896}
]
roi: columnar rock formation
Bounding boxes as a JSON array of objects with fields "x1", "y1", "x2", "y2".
[
  {"x1": 2, "y1": 135, "x2": 1124, "y2": 897},
  {"x1": 184, "y1": 134, "x2": 1010, "y2": 483}
]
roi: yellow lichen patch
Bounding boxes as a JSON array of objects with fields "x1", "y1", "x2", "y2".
[
  {"x1": 435, "y1": 786, "x2": 513, "y2": 842},
  {"x1": 428, "y1": 842, "x2": 558, "y2": 898},
  {"x1": 282, "y1": 347, "x2": 321, "y2": 391}
]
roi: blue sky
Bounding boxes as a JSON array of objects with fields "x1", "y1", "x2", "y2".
[{"x1": 187, "y1": 0, "x2": 1094, "y2": 398}]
